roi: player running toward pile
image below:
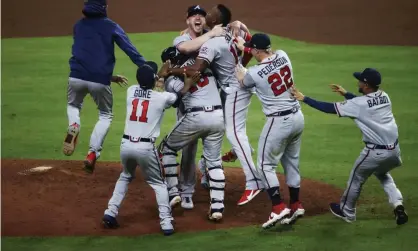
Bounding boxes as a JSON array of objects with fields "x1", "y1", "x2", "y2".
[
  {"x1": 234, "y1": 34, "x2": 305, "y2": 228},
  {"x1": 291, "y1": 68, "x2": 408, "y2": 225},
  {"x1": 63, "y1": 0, "x2": 147, "y2": 174},
  {"x1": 102, "y1": 62, "x2": 197, "y2": 236}
]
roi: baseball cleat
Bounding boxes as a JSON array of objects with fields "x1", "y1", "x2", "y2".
[
  {"x1": 329, "y1": 203, "x2": 353, "y2": 223},
  {"x1": 208, "y1": 208, "x2": 223, "y2": 222},
  {"x1": 181, "y1": 196, "x2": 194, "y2": 210},
  {"x1": 63, "y1": 123, "x2": 80, "y2": 156},
  {"x1": 160, "y1": 218, "x2": 174, "y2": 236},
  {"x1": 83, "y1": 152, "x2": 97, "y2": 174},
  {"x1": 262, "y1": 203, "x2": 291, "y2": 229},
  {"x1": 221, "y1": 150, "x2": 237, "y2": 162},
  {"x1": 198, "y1": 158, "x2": 209, "y2": 190},
  {"x1": 281, "y1": 201, "x2": 305, "y2": 224},
  {"x1": 394, "y1": 205, "x2": 408, "y2": 225},
  {"x1": 237, "y1": 189, "x2": 262, "y2": 206},
  {"x1": 169, "y1": 195, "x2": 181, "y2": 208},
  {"x1": 102, "y1": 214, "x2": 119, "y2": 229}
]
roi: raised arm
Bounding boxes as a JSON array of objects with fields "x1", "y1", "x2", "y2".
[{"x1": 113, "y1": 24, "x2": 146, "y2": 67}]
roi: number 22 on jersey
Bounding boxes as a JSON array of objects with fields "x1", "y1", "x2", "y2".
[
  {"x1": 267, "y1": 65, "x2": 294, "y2": 96},
  {"x1": 130, "y1": 99, "x2": 149, "y2": 123}
]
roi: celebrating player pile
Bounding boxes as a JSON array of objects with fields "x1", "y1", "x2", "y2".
[{"x1": 65, "y1": 1, "x2": 408, "y2": 236}]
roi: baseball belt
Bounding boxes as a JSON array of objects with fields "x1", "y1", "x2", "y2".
[
  {"x1": 364, "y1": 139, "x2": 398, "y2": 150},
  {"x1": 122, "y1": 134, "x2": 156, "y2": 143},
  {"x1": 266, "y1": 106, "x2": 299, "y2": 117},
  {"x1": 185, "y1": 105, "x2": 223, "y2": 113}
]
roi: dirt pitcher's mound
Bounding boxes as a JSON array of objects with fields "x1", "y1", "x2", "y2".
[{"x1": 1, "y1": 159, "x2": 342, "y2": 237}]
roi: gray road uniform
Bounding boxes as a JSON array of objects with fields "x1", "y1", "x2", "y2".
[
  {"x1": 161, "y1": 59, "x2": 226, "y2": 215},
  {"x1": 242, "y1": 50, "x2": 304, "y2": 191},
  {"x1": 198, "y1": 29, "x2": 264, "y2": 191},
  {"x1": 172, "y1": 33, "x2": 201, "y2": 200},
  {"x1": 104, "y1": 85, "x2": 178, "y2": 229},
  {"x1": 334, "y1": 90, "x2": 403, "y2": 221}
]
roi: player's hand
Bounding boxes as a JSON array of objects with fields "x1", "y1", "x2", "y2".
[
  {"x1": 154, "y1": 79, "x2": 165, "y2": 92},
  {"x1": 290, "y1": 87, "x2": 305, "y2": 101},
  {"x1": 234, "y1": 36, "x2": 246, "y2": 51},
  {"x1": 180, "y1": 71, "x2": 201, "y2": 95},
  {"x1": 111, "y1": 75, "x2": 128, "y2": 87},
  {"x1": 157, "y1": 60, "x2": 171, "y2": 78},
  {"x1": 229, "y1": 20, "x2": 250, "y2": 37},
  {"x1": 208, "y1": 24, "x2": 226, "y2": 38},
  {"x1": 184, "y1": 71, "x2": 201, "y2": 85},
  {"x1": 330, "y1": 84, "x2": 347, "y2": 96},
  {"x1": 235, "y1": 63, "x2": 247, "y2": 82}
]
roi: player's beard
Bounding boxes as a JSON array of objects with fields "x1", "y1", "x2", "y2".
[{"x1": 358, "y1": 87, "x2": 364, "y2": 94}]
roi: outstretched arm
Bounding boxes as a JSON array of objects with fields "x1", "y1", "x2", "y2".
[
  {"x1": 302, "y1": 97, "x2": 337, "y2": 114},
  {"x1": 291, "y1": 88, "x2": 337, "y2": 114},
  {"x1": 330, "y1": 84, "x2": 357, "y2": 100},
  {"x1": 114, "y1": 24, "x2": 146, "y2": 67}
]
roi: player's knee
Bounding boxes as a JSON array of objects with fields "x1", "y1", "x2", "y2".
[
  {"x1": 286, "y1": 176, "x2": 300, "y2": 188},
  {"x1": 99, "y1": 111, "x2": 113, "y2": 121},
  {"x1": 225, "y1": 128, "x2": 236, "y2": 142},
  {"x1": 120, "y1": 172, "x2": 134, "y2": 182}
]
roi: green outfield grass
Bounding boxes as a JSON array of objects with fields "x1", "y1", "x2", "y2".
[{"x1": 2, "y1": 32, "x2": 418, "y2": 251}]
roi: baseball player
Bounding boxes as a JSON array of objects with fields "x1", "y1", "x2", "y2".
[
  {"x1": 234, "y1": 34, "x2": 305, "y2": 228},
  {"x1": 158, "y1": 50, "x2": 226, "y2": 221},
  {"x1": 171, "y1": 5, "x2": 225, "y2": 208},
  {"x1": 291, "y1": 68, "x2": 408, "y2": 225},
  {"x1": 161, "y1": 4, "x2": 265, "y2": 206},
  {"x1": 102, "y1": 62, "x2": 197, "y2": 236},
  {"x1": 63, "y1": 0, "x2": 146, "y2": 174}
]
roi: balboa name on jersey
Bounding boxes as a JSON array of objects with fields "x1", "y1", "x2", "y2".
[{"x1": 367, "y1": 96, "x2": 389, "y2": 108}]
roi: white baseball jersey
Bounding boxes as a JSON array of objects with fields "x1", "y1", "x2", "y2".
[
  {"x1": 197, "y1": 29, "x2": 241, "y2": 93},
  {"x1": 165, "y1": 58, "x2": 221, "y2": 109},
  {"x1": 242, "y1": 50, "x2": 299, "y2": 115},
  {"x1": 334, "y1": 91, "x2": 398, "y2": 145},
  {"x1": 124, "y1": 85, "x2": 178, "y2": 138}
]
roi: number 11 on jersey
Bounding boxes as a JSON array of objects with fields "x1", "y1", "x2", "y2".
[{"x1": 130, "y1": 99, "x2": 149, "y2": 123}]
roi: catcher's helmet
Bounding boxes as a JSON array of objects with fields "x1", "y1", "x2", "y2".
[
  {"x1": 137, "y1": 61, "x2": 158, "y2": 90},
  {"x1": 161, "y1": 46, "x2": 180, "y2": 64}
]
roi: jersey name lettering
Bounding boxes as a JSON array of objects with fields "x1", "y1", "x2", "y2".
[
  {"x1": 134, "y1": 89, "x2": 151, "y2": 99},
  {"x1": 367, "y1": 96, "x2": 389, "y2": 108},
  {"x1": 257, "y1": 56, "x2": 289, "y2": 78}
]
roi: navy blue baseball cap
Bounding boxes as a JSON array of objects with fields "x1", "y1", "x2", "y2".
[
  {"x1": 187, "y1": 5, "x2": 207, "y2": 18},
  {"x1": 353, "y1": 68, "x2": 382, "y2": 86},
  {"x1": 244, "y1": 33, "x2": 271, "y2": 50},
  {"x1": 137, "y1": 61, "x2": 158, "y2": 89},
  {"x1": 84, "y1": 0, "x2": 107, "y2": 5}
]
